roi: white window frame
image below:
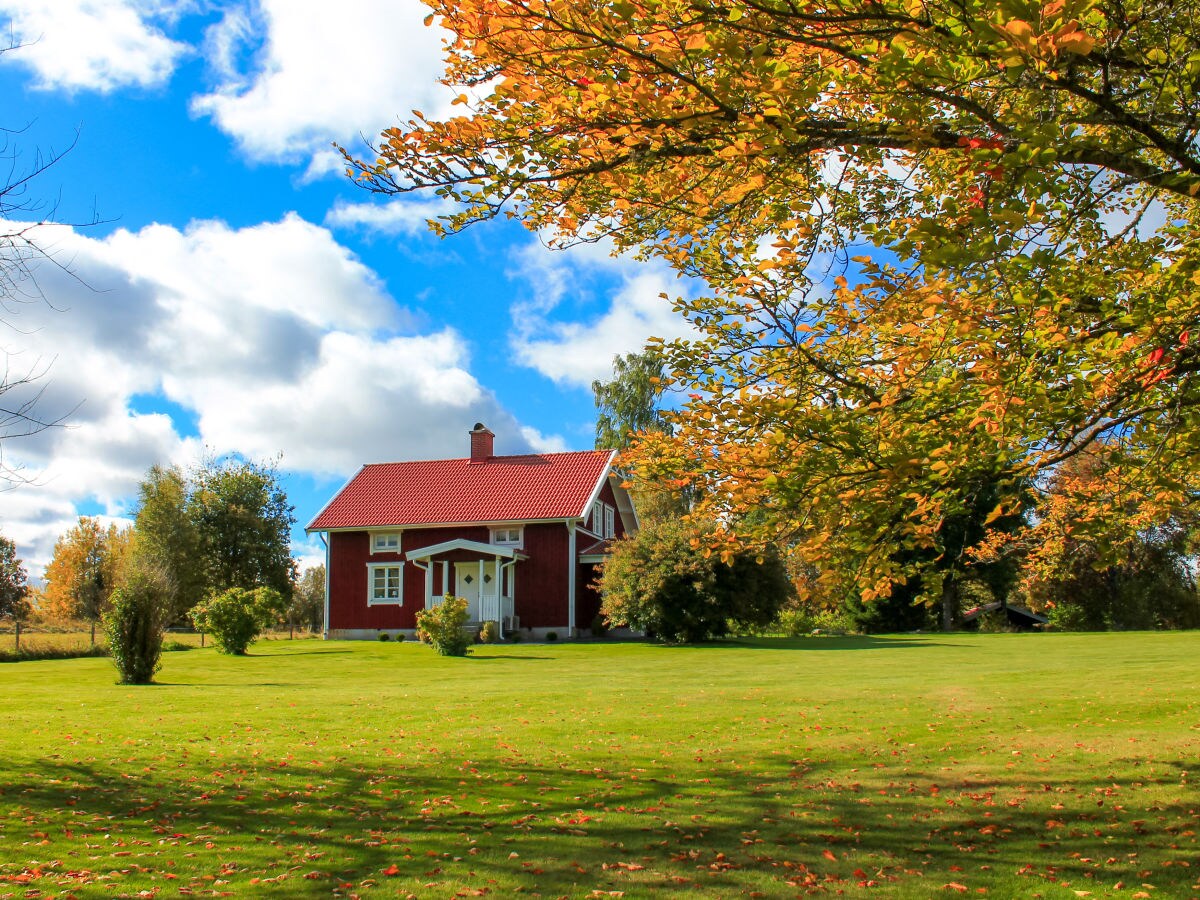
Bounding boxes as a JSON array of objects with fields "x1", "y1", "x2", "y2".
[
  {"x1": 367, "y1": 562, "x2": 404, "y2": 605},
  {"x1": 588, "y1": 501, "x2": 615, "y2": 539},
  {"x1": 490, "y1": 526, "x2": 524, "y2": 548},
  {"x1": 370, "y1": 531, "x2": 401, "y2": 554}
]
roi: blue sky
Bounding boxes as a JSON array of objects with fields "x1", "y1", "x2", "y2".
[{"x1": 0, "y1": 0, "x2": 693, "y2": 578}]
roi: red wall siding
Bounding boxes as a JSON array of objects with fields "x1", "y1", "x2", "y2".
[
  {"x1": 328, "y1": 523, "x2": 577, "y2": 632},
  {"x1": 512, "y1": 523, "x2": 570, "y2": 628},
  {"x1": 328, "y1": 531, "x2": 412, "y2": 630}
]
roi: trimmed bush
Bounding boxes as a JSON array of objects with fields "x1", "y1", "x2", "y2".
[
  {"x1": 415, "y1": 595, "x2": 472, "y2": 656},
  {"x1": 104, "y1": 560, "x2": 171, "y2": 684},
  {"x1": 378, "y1": 631, "x2": 391, "y2": 641},
  {"x1": 545, "y1": 631, "x2": 558, "y2": 642},
  {"x1": 0, "y1": 643, "x2": 109, "y2": 663},
  {"x1": 191, "y1": 587, "x2": 286, "y2": 655}
]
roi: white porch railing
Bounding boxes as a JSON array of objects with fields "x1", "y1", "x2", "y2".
[{"x1": 427, "y1": 592, "x2": 514, "y2": 624}]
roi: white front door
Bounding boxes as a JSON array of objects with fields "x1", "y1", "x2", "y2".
[{"x1": 454, "y1": 562, "x2": 482, "y2": 619}]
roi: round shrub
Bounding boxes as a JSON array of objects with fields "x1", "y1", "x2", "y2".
[
  {"x1": 191, "y1": 587, "x2": 285, "y2": 655},
  {"x1": 378, "y1": 631, "x2": 391, "y2": 641},
  {"x1": 415, "y1": 595, "x2": 472, "y2": 656},
  {"x1": 545, "y1": 631, "x2": 558, "y2": 642}
]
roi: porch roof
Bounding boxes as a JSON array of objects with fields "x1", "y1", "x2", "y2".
[{"x1": 405, "y1": 538, "x2": 525, "y2": 561}]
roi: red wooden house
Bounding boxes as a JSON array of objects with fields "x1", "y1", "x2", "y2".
[{"x1": 306, "y1": 424, "x2": 637, "y2": 639}]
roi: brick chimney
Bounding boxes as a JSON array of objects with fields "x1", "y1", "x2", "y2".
[{"x1": 469, "y1": 422, "x2": 494, "y2": 464}]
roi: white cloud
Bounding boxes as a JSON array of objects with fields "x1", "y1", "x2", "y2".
[
  {"x1": 0, "y1": 215, "x2": 548, "y2": 576},
  {"x1": 326, "y1": 197, "x2": 455, "y2": 238},
  {"x1": 506, "y1": 240, "x2": 695, "y2": 388},
  {"x1": 192, "y1": 0, "x2": 453, "y2": 164},
  {"x1": 0, "y1": 0, "x2": 189, "y2": 92},
  {"x1": 513, "y1": 271, "x2": 692, "y2": 388}
]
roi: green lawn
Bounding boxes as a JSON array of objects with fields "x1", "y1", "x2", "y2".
[{"x1": 0, "y1": 634, "x2": 1196, "y2": 898}]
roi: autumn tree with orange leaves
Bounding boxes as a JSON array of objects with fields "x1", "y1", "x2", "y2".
[
  {"x1": 41, "y1": 517, "x2": 132, "y2": 642},
  {"x1": 346, "y1": 0, "x2": 1200, "y2": 612}
]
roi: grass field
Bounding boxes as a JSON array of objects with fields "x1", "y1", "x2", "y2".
[{"x1": 0, "y1": 633, "x2": 1196, "y2": 898}]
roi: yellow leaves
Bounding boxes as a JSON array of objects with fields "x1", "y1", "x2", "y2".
[
  {"x1": 1053, "y1": 21, "x2": 1096, "y2": 56},
  {"x1": 983, "y1": 503, "x2": 1006, "y2": 526},
  {"x1": 994, "y1": 15, "x2": 1098, "y2": 66},
  {"x1": 684, "y1": 32, "x2": 709, "y2": 52}
]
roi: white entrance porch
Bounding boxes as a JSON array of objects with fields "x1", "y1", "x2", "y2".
[{"x1": 407, "y1": 538, "x2": 523, "y2": 635}]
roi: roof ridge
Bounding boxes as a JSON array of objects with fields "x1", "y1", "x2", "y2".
[{"x1": 360, "y1": 448, "x2": 609, "y2": 467}]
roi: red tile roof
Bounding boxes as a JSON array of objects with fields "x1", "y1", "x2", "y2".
[{"x1": 307, "y1": 450, "x2": 615, "y2": 531}]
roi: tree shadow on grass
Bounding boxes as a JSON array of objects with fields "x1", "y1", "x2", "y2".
[
  {"x1": 240, "y1": 648, "x2": 354, "y2": 657},
  {"x1": 671, "y1": 636, "x2": 965, "y2": 651},
  {"x1": 1, "y1": 751, "x2": 1193, "y2": 897},
  {"x1": 145, "y1": 682, "x2": 303, "y2": 688}
]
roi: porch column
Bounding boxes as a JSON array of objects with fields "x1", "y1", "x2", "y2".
[
  {"x1": 567, "y1": 521, "x2": 577, "y2": 636},
  {"x1": 424, "y1": 560, "x2": 433, "y2": 609}
]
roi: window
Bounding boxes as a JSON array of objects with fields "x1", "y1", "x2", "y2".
[
  {"x1": 368, "y1": 564, "x2": 402, "y2": 604},
  {"x1": 590, "y1": 501, "x2": 616, "y2": 539},
  {"x1": 371, "y1": 532, "x2": 400, "y2": 553},
  {"x1": 491, "y1": 526, "x2": 523, "y2": 547}
]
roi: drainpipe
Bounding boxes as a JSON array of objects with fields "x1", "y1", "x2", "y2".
[
  {"x1": 412, "y1": 558, "x2": 432, "y2": 608},
  {"x1": 499, "y1": 556, "x2": 517, "y2": 640},
  {"x1": 567, "y1": 521, "x2": 577, "y2": 637}
]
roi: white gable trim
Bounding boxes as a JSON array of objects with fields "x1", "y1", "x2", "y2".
[
  {"x1": 611, "y1": 474, "x2": 640, "y2": 535},
  {"x1": 577, "y1": 450, "x2": 618, "y2": 520},
  {"x1": 304, "y1": 465, "x2": 366, "y2": 533},
  {"x1": 406, "y1": 538, "x2": 524, "y2": 561}
]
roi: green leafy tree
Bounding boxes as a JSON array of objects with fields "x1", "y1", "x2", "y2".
[
  {"x1": 0, "y1": 532, "x2": 28, "y2": 623},
  {"x1": 289, "y1": 565, "x2": 325, "y2": 633},
  {"x1": 104, "y1": 551, "x2": 172, "y2": 684},
  {"x1": 134, "y1": 464, "x2": 203, "y2": 624},
  {"x1": 592, "y1": 350, "x2": 669, "y2": 452},
  {"x1": 600, "y1": 518, "x2": 793, "y2": 642},
  {"x1": 191, "y1": 587, "x2": 286, "y2": 655},
  {"x1": 187, "y1": 456, "x2": 296, "y2": 601},
  {"x1": 592, "y1": 349, "x2": 686, "y2": 524}
]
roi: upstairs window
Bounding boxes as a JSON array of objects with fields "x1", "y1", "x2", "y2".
[
  {"x1": 371, "y1": 532, "x2": 400, "y2": 553},
  {"x1": 491, "y1": 526, "x2": 523, "y2": 547},
  {"x1": 590, "y1": 501, "x2": 616, "y2": 538}
]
